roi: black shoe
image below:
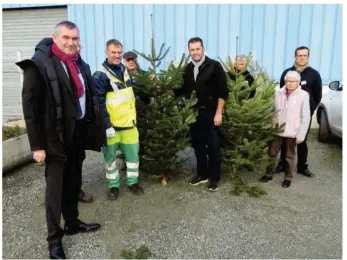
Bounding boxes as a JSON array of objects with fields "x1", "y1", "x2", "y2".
[
  {"x1": 49, "y1": 242, "x2": 66, "y2": 259},
  {"x1": 282, "y1": 180, "x2": 291, "y2": 188},
  {"x1": 78, "y1": 189, "x2": 94, "y2": 203},
  {"x1": 259, "y1": 175, "x2": 273, "y2": 183},
  {"x1": 297, "y1": 165, "x2": 314, "y2": 177},
  {"x1": 108, "y1": 187, "x2": 120, "y2": 200},
  {"x1": 64, "y1": 220, "x2": 101, "y2": 236},
  {"x1": 128, "y1": 183, "x2": 144, "y2": 195},
  {"x1": 207, "y1": 181, "x2": 219, "y2": 191},
  {"x1": 189, "y1": 175, "x2": 209, "y2": 186},
  {"x1": 275, "y1": 163, "x2": 285, "y2": 173}
]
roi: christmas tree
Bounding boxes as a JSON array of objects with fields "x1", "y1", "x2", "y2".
[
  {"x1": 133, "y1": 40, "x2": 198, "y2": 185},
  {"x1": 219, "y1": 55, "x2": 283, "y2": 197}
]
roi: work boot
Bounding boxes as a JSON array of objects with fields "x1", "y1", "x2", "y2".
[
  {"x1": 128, "y1": 183, "x2": 144, "y2": 195},
  {"x1": 108, "y1": 187, "x2": 120, "y2": 200}
]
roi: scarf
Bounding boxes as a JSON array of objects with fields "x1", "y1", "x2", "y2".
[
  {"x1": 51, "y1": 43, "x2": 84, "y2": 98},
  {"x1": 191, "y1": 55, "x2": 206, "y2": 82},
  {"x1": 285, "y1": 87, "x2": 292, "y2": 99}
]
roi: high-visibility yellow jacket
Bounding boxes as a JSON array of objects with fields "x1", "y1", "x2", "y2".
[{"x1": 97, "y1": 65, "x2": 136, "y2": 128}]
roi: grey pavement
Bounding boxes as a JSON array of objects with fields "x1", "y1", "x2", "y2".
[{"x1": 2, "y1": 130, "x2": 342, "y2": 259}]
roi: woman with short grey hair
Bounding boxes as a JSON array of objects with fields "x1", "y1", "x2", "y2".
[
  {"x1": 284, "y1": 70, "x2": 301, "y2": 82},
  {"x1": 260, "y1": 70, "x2": 310, "y2": 187}
]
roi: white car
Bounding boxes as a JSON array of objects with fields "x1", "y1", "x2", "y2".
[{"x1": 316, "y1": 81, "x2": 343, "y2": 142}]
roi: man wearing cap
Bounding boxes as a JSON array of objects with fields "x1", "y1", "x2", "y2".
[
  {"x1": 93, "y1": 39, "x2": 144, "y2": 200},
  {"x1": 115, "y1": 51, "x2": 151, "y2": 170},
  {"x1": 123, "y1": 51, "x2": 142, "y2": 73},
  {"x1": 123, "y1": 51, "x2": 152, "y2": 105}
]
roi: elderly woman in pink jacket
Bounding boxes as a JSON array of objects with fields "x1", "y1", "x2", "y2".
[{"x1": 260, "y1": 70, "x2": 311, "y2": 187}]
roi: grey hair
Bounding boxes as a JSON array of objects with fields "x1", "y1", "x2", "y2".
[
  {"x1": 284, "y1": 70, "x2": 301, "y2": 82},
  {"x1": 54, "y1": 21, "x2": 79, "y2": 35},
  {"x1": 106, "y1": 39, "x2": 123, "y2": 49},
  {"x1": 235, "y1": 54, "x2": 247, "y2": 61}
]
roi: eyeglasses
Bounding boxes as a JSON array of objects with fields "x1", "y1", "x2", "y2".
[
  {"x1": 296, "y1": 55, "x2": 308, "y2": 58},
  {"x1": 125, "y1": 58, "x2": 136, "y2": 62}
]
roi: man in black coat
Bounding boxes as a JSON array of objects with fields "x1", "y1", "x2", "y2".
[
  {"x1": 17, "y1": 21, "x2": 106, "y2": 259},
  {"x1": 275, "y1": 46, "x2": 322, "y2": 177},
  {"x1": 178, "y1": 37, "x2": 229, "y2": 191}
]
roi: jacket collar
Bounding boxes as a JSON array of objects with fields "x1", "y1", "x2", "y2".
[
  {"x1": 188, "y1": 56, "x2": 213, "y2": 68},
  {"x1": 279, "y1": 85, "x2": 302, "y2": 95},
  {"x1": 103, "y1": 59, "x2": 124, "y2": 72},
  {"x1": 289, "y1": 65, "x2": 311, "y2": 73}
]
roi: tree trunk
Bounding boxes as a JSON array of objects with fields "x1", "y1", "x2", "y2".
[
  {"x1": 161, "y1": 175, "x2": 167, "y2": 186},
  {"x1": 231, "y1": 167, "x2": 237, "y2": 178},
  {"x1": 232, "y1": 166, "x2": 246, "y2": 186}
]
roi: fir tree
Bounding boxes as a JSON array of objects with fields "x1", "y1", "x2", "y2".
[
  {"x1": 219, "y1": 54, "x2": 283, "y2": 197},
  {"x1": 133, "y1": 40, "x2": 198, "y2": 185}
]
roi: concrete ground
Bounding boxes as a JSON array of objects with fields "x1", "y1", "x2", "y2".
[{"x1": 2, "y1": 130, "x2": 342, "y2": 259}]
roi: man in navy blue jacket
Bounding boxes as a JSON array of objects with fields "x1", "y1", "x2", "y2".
[{"x1": 275, "y1": 46, "x2": 322, "y2": 177}]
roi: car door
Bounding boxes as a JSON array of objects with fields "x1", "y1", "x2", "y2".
[{"x1": 329, "y1": 85, "x2": 342, "y2": 135}]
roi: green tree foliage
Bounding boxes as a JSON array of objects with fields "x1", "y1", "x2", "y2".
[
  {"x1": 219, "y1": 55, "x2": 283, "y2": 196},
  {"x1": 133, "y1": 40, "x2": 198, "y2": 184}
]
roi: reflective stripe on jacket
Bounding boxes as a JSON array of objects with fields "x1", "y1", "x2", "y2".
[{"x1": 97, "y1": 65, "x2": 136, "y2": 128}]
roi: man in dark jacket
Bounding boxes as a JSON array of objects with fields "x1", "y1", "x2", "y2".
[
  {"x1": 275, "y1": 46, "x2": 322, "y2": 177},
  {"x1": 123, "y1": 51, "x2": 152, "y2": 105},
  {"x1": 228, "y1": 54, "x2": 255, "y2": 98},
  {"x1": 17, "y1": 21, "x2": 105, "y2": 259},
  {"x1": 178, "y1": 37, "x2": 229, "y2": 191}
]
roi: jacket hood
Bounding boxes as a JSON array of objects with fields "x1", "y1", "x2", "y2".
[
  {"x1": 16, "y1": 37, "x2": 53, "y2": 68},
  {"x1": 36, "y1": 37, "x2": 53, "y2": 47},
  {"x1": 34, "y1": 37, "x2": 53, "y2": 55}
]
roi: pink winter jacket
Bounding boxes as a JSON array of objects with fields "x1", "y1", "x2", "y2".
[{"x1": 274, "y1": 86, "x2": 311, "y2": 140}]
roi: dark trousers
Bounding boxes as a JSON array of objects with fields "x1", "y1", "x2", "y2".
[
  {"x1": 45, "y1": 119, "x2": 86, "y2": 245},
  {"x1": 279, "y1": 119, "x2": 312, "y2": 171},
  {"x1": 77, "y1": 153, "x2": 84, "y2": 192},
  {"x1": 266, "y1": 136, "x2": 296, "y2": 180},
  {"x1": 190, "y1": 109, "x2": 221, "y2": 182}
]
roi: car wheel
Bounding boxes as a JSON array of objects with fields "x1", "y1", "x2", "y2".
[{"x1": 318, "y1": 110, "x2": 330, "y2": 143}]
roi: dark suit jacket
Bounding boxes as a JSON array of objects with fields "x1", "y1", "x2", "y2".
[{"x1": 17, "y1": 39, "x2": 106, "y2": 160}]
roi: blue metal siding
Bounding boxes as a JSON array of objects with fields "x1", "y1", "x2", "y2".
[
  {"x1": 262, "y1": 5, "x2": 277, "y2": 76},
  {"x1": 331, "y1": 5, "x2": 342, "y2": 81},
  {"x1": 68, "y1": 4, "x2": 342, "y2": 83}
]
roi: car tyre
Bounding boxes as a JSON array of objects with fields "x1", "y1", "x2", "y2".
[{"x1": 318, "y1": 110, "x2": 330, "y2": 143}]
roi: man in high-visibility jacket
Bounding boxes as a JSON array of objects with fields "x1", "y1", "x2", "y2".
[{"x1": 93, "y1": 39, "x2": 144, "y2": 200}]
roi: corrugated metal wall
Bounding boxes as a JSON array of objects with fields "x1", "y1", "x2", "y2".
[
  {"x1": 2, "y1": 4, "x2": 65, "y2": 9},
  {"x1": 68, "y1": 4, "x2": 342, "y2": 84},
  {"x1": 2, "y1": 7, "x2": 67, "y2": 119}
]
